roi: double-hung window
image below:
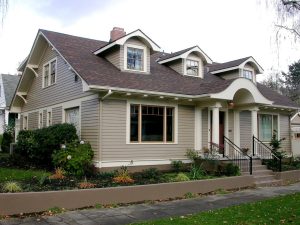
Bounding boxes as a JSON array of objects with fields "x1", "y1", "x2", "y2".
[
  {"x1": 130, "y1": 104, "x2": 174, "y2": 143},
  {"x1": 186, "y1": 59, "x2": 199, "y2": 76},
  {"x1": 43, "y1": 59, "x2": 56, "y2": 88},
  {"x1": 258, "y1": 114, "x2": 278, "y2": 142},
  {"x1": 127, "y1": 47, "x2": 144, "y2": 71}
]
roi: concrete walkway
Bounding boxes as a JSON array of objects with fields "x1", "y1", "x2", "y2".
[{"x1": 1, "y1": 182, "x2": 300, "y2": 225}]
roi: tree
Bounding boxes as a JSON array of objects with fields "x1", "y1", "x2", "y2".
[
  {"x1": 283, "y1": 60, "x2": 300, "y2": 104},
  {"x1": 0, "y1": 0, "x2": 8, "y2": 24}
]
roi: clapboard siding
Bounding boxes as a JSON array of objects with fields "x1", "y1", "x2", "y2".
[
  {"x1": 202, "y1": 108, "x2": 208, "y2": 148},
  {"x1": 28, "y1": 112, "x2": 38, "y2": 130},
  {"x1": 81, "y1": 98, "x2": 100, "y2": 159},
  {"x1": 43, "y1": 110, "x2": 47, "y2": 127},
  {"x1": 101, "y1": 100, "x2": 194, "y2": 161},
  {"x1": 240, "y1": 111, "x2": 251, "y2": 149},
  {"x1": 280, "y1": 114, "x2": 291, "y2": 153},
  {"x1": 228, "y1": 110, "x2": 234, "y2": 141},
  {"x1": 52, "y1": 106, "x2": 62, "y2": 125},
  {"x1": 20, "y1": 115, "x2": 23, "y2": 130},
  {"x1": 168, "y1": 59, "x2": 183, "y2": 75},
  {"x1": 104, "y1": 46, "x2": 121, "y2": 70},
  {"x1": 22, "y1": 45, "x2": 93, "y2": 112}
]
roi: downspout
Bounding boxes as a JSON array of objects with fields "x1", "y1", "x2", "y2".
[{"x1": 101, "y1": 89, "x2": 113, "y2": 100}]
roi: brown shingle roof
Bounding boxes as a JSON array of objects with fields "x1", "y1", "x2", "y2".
[
  {"x1": 208, "y1": 57, "x2": 251, "y2": 72},
  {"x1": 158, "y1": 46, "x2": 196, "y2": 62},
  {"x1": 40, "y1": 29, "x2": 298, "y2": 108}
]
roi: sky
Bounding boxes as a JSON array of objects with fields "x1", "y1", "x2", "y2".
[{"x1": 0, "y1": 0, "x2": 299, "y2": 81}]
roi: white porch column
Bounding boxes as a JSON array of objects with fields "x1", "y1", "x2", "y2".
[
  {"x1": 194, "y1": 106, "x2": 202, "y2": 151},
  {"x1": 233, "y1": 110, "x2": 240, "y2": 148},
  {"x1": 211, "y1": 104, "x2": 221, "y2": 146},
  {"x1": 251, "y1": 107, "x2": 259, "y2": 155}
]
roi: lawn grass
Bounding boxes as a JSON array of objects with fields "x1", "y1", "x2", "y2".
[
  {"x1": 133, "y1": 192, "x2": 300, "y2": 225},
  {"x1": 0, "y1": 168, "x2": 50, "y2": 182}
]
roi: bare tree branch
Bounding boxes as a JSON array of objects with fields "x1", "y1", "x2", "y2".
[
  {"x1": 275, "y1": 24, "x2": 300, "y2": 38},
  {"x1": 0, "y1": 0, "x2": 8, "y2": 25}
]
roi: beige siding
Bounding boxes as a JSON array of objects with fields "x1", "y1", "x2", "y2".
[
  {"x1": 168, "y1": 59, "x2": 183, "y2": 75},
  {"x1": 20, "y1": 115, "x2": 23, "y2": 130},
  {"x1": 104, "y1": 46, "x2": 121, "y2": 69},
  {"x1": 52, "y1": 106, "x2": 62, "y2": 125},
  {"x1": 120, "y1": 37, "x2": 151, "y2": 73},
  {"x1": 22, "y1": 45, "x2": 93, "y2": 112},
  {"x1": 28, "y1": 112, "x2": 38, "y2": 130},
  {"x1": 280, "y1": 114, "x2": 291, "y2": 153},
  {"x1": 81, "y1": 98, "x2": 100, "y2": 159},
  {"x1": 220, "y1": 70, "x2": 239, "y2": 80},
  {"x1": 240, "y1": 111, "x2": 251, "y2": 149},
  {"x1": 101, "y1": 100, "x2": 194, "y2": 161},
  {"x1": 202, "y1": 108, "x2": 208, "y2": 148}
]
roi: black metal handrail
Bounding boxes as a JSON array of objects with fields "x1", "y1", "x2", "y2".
[
  {"x1": 223, "y1": 136, "x2": 252, "y2": 175},
  {"x1": 252, "y1": 135, "x2": 282, "y2": 172}
]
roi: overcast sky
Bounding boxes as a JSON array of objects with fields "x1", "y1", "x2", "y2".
[{"x1": 0, "y1": 0, "x2": 299, "y2": 80}]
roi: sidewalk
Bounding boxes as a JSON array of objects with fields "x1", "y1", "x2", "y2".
[{"x1": 1, "y1": 182, "x2": 300, "y2": 225}]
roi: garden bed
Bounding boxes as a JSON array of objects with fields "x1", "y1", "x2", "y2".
[{"x1": 0, "y1": 175, "x2": 254, "y2": 215}]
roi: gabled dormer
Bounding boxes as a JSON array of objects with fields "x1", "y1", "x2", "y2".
[
  {"x1": 158, "y1": 46, "x2": 212, "y2": 78},
  {"x1": 209, "y1": 56, "x2": 263, "y2": 83},
  {"x1": 94, "y1": 28, "x2": 160, "y2": 74}
]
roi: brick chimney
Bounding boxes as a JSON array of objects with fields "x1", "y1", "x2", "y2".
[{"x1": 110, "y1": 27, "x2": 126, "y2": 42}]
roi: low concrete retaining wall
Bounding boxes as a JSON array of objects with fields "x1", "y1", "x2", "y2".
[
  {"x1": 275, "y1": 170, "x2": 300, "y2": 182},
  {"x1": 0, "y1": 175, "x2": 254, "y2": 216}
]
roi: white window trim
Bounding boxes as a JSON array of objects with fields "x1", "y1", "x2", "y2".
[
  {"x1": 126, "y1": 100, "x2": 178, "y2": 144},
  {"x1": 124, "y1": 43, "x2": 147, "y2": 73},
  {"x1": 258, "y1": 112, "x2": 280, "y2": 142},
  {"x1": 63, "y1": 105, "x2": 81, "y2": 139},
  {"x1": 42, "y1": 57, "x2": 57, "y2": 88},
  {"x1": 46, "y1": 109, "x2": 52, "y2": 127}
]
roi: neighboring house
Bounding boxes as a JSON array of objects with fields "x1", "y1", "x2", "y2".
[
  {"x1": 10, "y1": 27, "x2": 299, "y2": 170},
  {"x1": 291, "y1": 112, "x2": 300, "y2": 156},
  {"x1": 0, "y1": 74, "x2": 20, "y2": 134}
]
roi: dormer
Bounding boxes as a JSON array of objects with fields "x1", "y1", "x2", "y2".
[
  {"x1": 209, "y1": 56, "x2": 263, "y2": 83},
  {"x1": 94, "y1": 28, "x2": 160, "y2": 74},
  {"x1": 158, "y1": 46, "x2": 212, "y2": 78}
]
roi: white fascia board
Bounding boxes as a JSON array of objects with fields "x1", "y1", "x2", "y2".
[
  {"x1": 158, "y1": 46, "x2": 212, "y2": 64},
  {"x1": 291, "y1": 112, "x2": 300, "y2": 121},
  {"x1": 240, "y1": 57, "x2": 264, "y2": 73},
  {"x1": 210, "y1": 78, "x2": 273, "y2": 105},
  {"x1": 210, "y1": 66, "x2": 240, "y2": 74},
  {"x1": 88, "y1": 84, "x2": 210, "y2": 99},
  {"x1": 271, "y1": 105, "x2": 299, "y2": 111},
  {"x1": 94, "y1": 30, "x2": 161, "y2": 55}
]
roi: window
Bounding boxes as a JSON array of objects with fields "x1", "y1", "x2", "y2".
[
  {"x1": 130, "y1": 104, "x2": 174, "y2": 143},
  {"x1": 43, "y1": 59, "x2": 56, "y2": 88},
  {"x1": 65, "y1": 107, "x2": 80, "y2": 136},
  {"x1": 39, "y1": 112, "x2": 43, "y2": 128},
  {"x1": 258, "y1": 114, "x2": 278, "y2": 142},
  {"x1": 23, "y1": 116, "x2": 28, "y2": 130},
  {"x1": 47, "y1": 111, "x2": 52, "y2": 126},
  {"x1": 242, "y1": 70, "x2": 253, "y2": 80},
  {"x1": 186, "y1": 59, "x2": 199, "y2": 76},
  {"x1": 127, "y1": 47, "x2": 144, "y2": 71}
]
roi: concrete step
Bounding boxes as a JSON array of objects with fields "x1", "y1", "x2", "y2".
[
  {"x1": 242, "y1": 170, "x2": 273, "y2": 176},
  {"x1": 255, "y1": 179, "x2": 282, "y2": 187},
  {"x1": 252, "y1": 165, "x2": 268, "y2": 170},
  {"x1": 252, "y1": 160, "x2": 262, "y2": 166},
  {"x1": 254, "y1": 175, "x2": 277, "y2": 182}
]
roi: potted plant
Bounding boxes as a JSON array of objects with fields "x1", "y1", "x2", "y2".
[{"x1": 241, "y1": 148, "x2": 249, "y2": 156}]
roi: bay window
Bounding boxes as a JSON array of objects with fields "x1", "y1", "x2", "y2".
[
  {"x1": 130, "y1": 104, "x2": 174, "y2": 143},
  {"x1": 258, "y1": 114, "x2": 278, "y2": 142}
]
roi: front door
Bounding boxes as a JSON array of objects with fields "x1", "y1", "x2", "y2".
[{"x1": 210, "y1": 111, "x2": 225, "y2": 154}]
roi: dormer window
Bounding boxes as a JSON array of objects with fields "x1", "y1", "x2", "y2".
[
  {"x1": 242, "y1": 70, "x2": 253, "y2": 80},
  {"x1": 186, "y1": 59, "x2": 199, "y2": 76},
  {"x1": 127, "y1": 47, "x2": 143, "y2": 71}
]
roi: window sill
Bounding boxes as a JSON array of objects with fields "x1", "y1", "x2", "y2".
[
  {"x1": 42, "y1": 83, "x2": 56, "y2": 89},
  {"x1": 123, "y1": 68, "x2": 148, "y2": 74},
  {"x1": 127, "y1": 142, "x2": 177, "y2": 145}
]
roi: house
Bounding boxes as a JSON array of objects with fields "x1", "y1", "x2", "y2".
[
  {"x1": 291, "y1": 112, "x2": 300, "y2": 156},
  {"x1": 10, "y1": 27, "x2": 299, "y2": 171},
  {"x1": 0, "y1": 74, "x2": 20, "y2": 134}
]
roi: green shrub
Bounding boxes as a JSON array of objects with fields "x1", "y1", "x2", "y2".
[
  {"x1": 15, "y1": 123, "x2": 78, "y2": 168},
  {"x1": 189, "y1": 164, "x2": 206, "y2": 180},
  {"x1": 171, "y1": 160, "x2": 184, "y2": 172},
  {"x1": 141, "y1": 168, "x2": 161, "y2": 180},
  {"x1": 2, "y1": 181, "x2": 22, "y2": 193},
  {"x1": 224, "y1": 163, "x2": 240, "y2": 176},
  {"x1": 173, "y1": 172, "x2": 190, "y2": 182},
  {"x1": 1, "y1": 131, "x2": 13, "y2": 153},
  {"x1": 52, "y1": 141, "x2": 94, "y2": 177}
]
